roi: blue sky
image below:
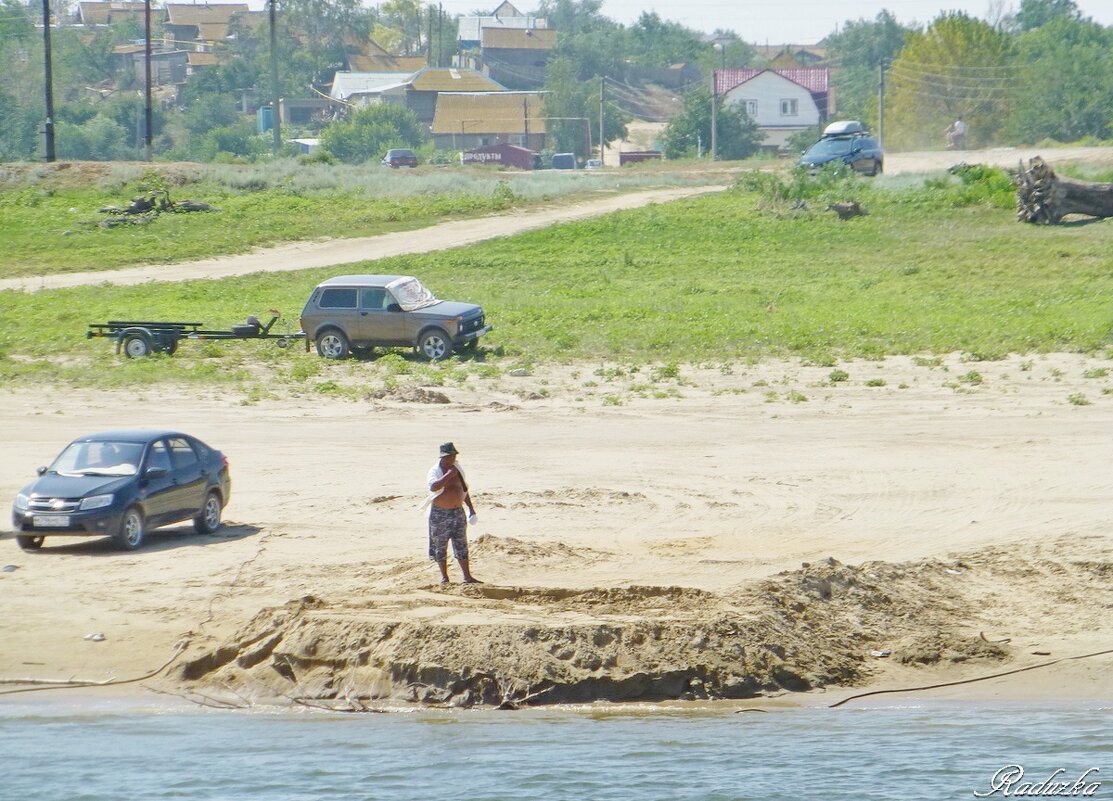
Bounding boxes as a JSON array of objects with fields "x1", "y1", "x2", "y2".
[{"x1": 428, "y1": 0, "x2": 1112, "y2": 45}]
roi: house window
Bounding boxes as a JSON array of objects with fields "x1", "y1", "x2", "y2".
[
  {"x1": 744, "y1": 100, "x2": 758, "y2": 117},
  {"x1": 780, "y1": 99, "x2": 799, "y2": 116}
]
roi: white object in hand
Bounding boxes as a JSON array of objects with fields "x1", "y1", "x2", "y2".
[{"x1": 468, "y1": 513, "x2": 478, "y2": 526}]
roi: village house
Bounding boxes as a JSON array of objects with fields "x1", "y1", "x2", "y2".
[
  {"x1": 330, "y1": 67, "x2": 505, "y2": 125},
  {"x1": 456, "y1": 0, "x2": 547, "y2": 49},
  {"x1": 163, "y1": 3, "x2": 259, "y2": 50},
  {"x1": 715, "y1": 67, "x2": 832, "y2": 150},
  {"x1": 431, "y1": 91, "x2": 545, "y2": 151}
]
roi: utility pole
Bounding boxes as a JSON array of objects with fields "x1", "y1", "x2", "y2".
[
  {"x1": 598, "y1": 75, "x2": 604, "y2": 164},
  {"x1": 268, "y1": 0, "x2": 281, "y2": 155},
  {"x1": 40, "y1": 0, "x2": 55, "y2": 162},
  {"x1": 877, "y1": 58, "x2": 887, "y2": 149},
  {"x1": 709, "y1": 68, "x2": 718, "y2": 161},
  {"x1": 143, "y1": 0, "x2": 153, "y2": 160}
]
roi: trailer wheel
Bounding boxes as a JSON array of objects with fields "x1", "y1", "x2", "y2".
[
  {"x1": 122, "y1": 334, "x2": 152, "y2": 359},
  {"x1": 164, "y1": 339, "x2": 178, "y2": 356}
]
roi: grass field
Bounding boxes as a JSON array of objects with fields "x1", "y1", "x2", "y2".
[
  {"x1": 1, "y1": 166, "x2": 1111, "y2": 396},
  {"x1": 0, "y1": 160, "x2": 721, "y2": 277}
]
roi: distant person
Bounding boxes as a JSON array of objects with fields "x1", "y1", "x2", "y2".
[
  {"x1": 946, "y1": 119, "x2": 968, "y2": 150},
  {"x1": 425, "y1": 442, "x2": 480, "y2": 584}
]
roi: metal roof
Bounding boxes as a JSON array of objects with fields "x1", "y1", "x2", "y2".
[{"x1": 330, "y1": 71, "x2": 415, "y2": 101}]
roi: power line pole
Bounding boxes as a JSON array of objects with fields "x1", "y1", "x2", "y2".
[
  {"x1": 878, "y1": 58, "x2": 887, "y2": 150},
  {"x1": 143, "y1": 0, "x2": 153, "y2": 160},
  {"x1": 40, "y1": 0, "x2": 55, "y2": 162},
  {"x1": 268, "y1": 0, "x2": 281, "y2": 155},
  {"x1": 598, "y1": 75, "x2": 604, "y2": 163},
  {"x1": 709, "y1": 68, "x2": 718, "y2": 161}
]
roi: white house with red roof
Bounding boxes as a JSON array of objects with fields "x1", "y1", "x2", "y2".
[{"x1": 715, "y1": 67, "x2": 832, "y2": 149}]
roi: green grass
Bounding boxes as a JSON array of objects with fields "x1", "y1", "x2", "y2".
[
  {"x1": 1, "y1": 168, "x2": 1112, "y2": 390},
  {"x1": 0, "y1": 161, "x2": 717, "y2": 277}
]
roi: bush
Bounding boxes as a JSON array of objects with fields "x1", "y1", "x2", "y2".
[{"x1": 319, "y1": 104, "x2": 425, "y2": 165}]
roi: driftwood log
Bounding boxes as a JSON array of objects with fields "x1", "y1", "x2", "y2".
[{"x1": 1014, "y1": 156, "x2": 1113, "y2": 224}]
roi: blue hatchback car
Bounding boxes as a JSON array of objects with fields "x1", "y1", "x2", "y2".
[
  {"x1": 11, "y1": 430, "x2": 231, "y2": 551},
  {"x1": 799, "y1": 120, "x2": 883, "y2": 176}
]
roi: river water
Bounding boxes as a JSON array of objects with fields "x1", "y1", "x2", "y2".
[{"x1": 0, "y1": 699, "x2": 1107, "y2": 800}]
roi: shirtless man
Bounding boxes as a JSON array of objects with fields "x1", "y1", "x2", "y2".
[{"x1": 427, "y1": 442, "x2": 479, "y2": 584}]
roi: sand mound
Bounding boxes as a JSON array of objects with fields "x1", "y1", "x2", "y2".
[{"x1": 166, "y1": 538, "x2": 1113, "y2": 708}]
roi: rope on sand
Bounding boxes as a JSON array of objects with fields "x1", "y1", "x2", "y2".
[{"x1": 828, "y1": 647, "x2": 1113, "y2": 708}]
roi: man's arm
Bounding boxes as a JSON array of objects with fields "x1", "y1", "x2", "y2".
[{"x1": 429, "y1": 464, "x2": 454, "y2": 492}]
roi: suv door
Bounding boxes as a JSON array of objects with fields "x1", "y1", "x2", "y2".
[{"x1": 359, "y1": 287, "x2": 406, "y2": 344}]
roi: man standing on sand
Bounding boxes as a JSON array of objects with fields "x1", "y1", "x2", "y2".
[{"x1": 426, "y1": 442, "x2": 480, "y2": 584}]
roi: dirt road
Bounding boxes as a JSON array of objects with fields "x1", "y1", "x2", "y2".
[{"x1": 6, "y1": 146, "x2": 1111, "y2": 295}]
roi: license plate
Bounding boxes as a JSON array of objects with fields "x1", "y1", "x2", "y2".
[{"x1": 32, "y1": 515, "x2": 70, "y2": 528}]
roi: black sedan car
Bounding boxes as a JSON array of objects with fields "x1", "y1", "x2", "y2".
[
  {"x1": 799, "y1": 121, "x2": 883, "y2": 176},
  {"x1": 11, "y1": 430, "x2": 231, "y2": 551}
]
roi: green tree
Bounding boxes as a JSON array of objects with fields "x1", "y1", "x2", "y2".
[
  {"x1": 319, "y1": 103, "x2": 425, "y2": 163},
  {"x1": 542, "y1": 58, "x2": 629, "y2": 155},
  {"x1": 1013, "y1": 0, "x2": 1082, "y2": 31},
  {"x1": 661, "y1": 85, "x2": 762, "y2": 160},
  {"x1": 627, "y1": 12, "x2": 704, "y2": 67},
  {"x1": 886, "y1": 13, "x2": 1017, "y2": 149},
  {"x1": 1003, "y1": 17, "x2": 1113, "y2": 142},
  {"x1": 825, "y1": 10, "x2": 912, "y2": 123},
  {"x1": 539, "y1": 0, "x2": 628, "y2": 80}
]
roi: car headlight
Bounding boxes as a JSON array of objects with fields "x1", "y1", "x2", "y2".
[
  {"x1": 14, "y1": 493, "x2": 29, "y2": 509},
  {"x1": 80, "y1": 494, "x2": 114, "y2": 511}
]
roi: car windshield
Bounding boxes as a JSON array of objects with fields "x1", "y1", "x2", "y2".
[
  {"x1": 50, "y1": 441, "x2": 144, "y2": 476},
  {"x1": 387, "y1": 277, "x2": 440, "y2": 311},
  {"x1": 804, "y1": 137, "x2": 857, "y2": 158}
]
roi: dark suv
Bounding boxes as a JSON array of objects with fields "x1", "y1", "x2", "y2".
[
  {"x1": 382, "y1": 148, "x2": 418, "y2": 168},
  {"x1": 299, "y1": 275, "x2": 492, "y2": 360},
  {"x1": 799, "y1": 121, "x2": 883, "y2": 176}
]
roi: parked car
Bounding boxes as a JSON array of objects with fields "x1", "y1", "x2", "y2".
[
  {"x1": 11, "y1": 430, "x2": 231, "y2": 551},
  {"x1": 382, "y1": 148, "x2": 419, "y2": 168},
  {"x1": 551, "y1": 153, "x2": 576, "y2": 169},
  {"x1": 799, "y1": 120, "x2": 883, "y2": 176},
  {"x1": 299, "y1": 274, "x2": 493, "y2": 361}
]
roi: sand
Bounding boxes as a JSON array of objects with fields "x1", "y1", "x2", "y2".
[
  {"x1": 4, "y1": 151, "x2": 1113, "y2": 708},
  {"x1": 2, "y1": 353, "x2": 1111, "y2": 708}
]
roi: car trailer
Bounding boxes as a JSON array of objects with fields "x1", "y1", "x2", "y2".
[{"x1": 87, "y1": 310, "x2": 304, "y2": 358}]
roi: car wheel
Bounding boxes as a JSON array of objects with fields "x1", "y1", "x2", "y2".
[
  {"x1": 194, "y1": 490, "x2": 222, "y2": 534},
  {"x1": 122, "y1": 334, "x2": 152, "y2": 359},
  {"x1": 418, "y1": 329, "x2": 451, "y2": 360},
  {"x1": 114, "y1": 507, "x2": 145, "y2": 550},
  {"x1": 315, "y1": 329, "x2": 350, "y2": 360},
  {"x1": 16, "y1": 535, "x2": 44, "y2": 551}
]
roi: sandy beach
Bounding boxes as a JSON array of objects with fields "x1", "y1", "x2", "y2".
[{"x1": 2, "y1": 352, "x2": 1111, "y2": 708}]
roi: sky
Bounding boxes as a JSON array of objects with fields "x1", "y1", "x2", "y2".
[{"x1": 426, "y1": 0, "x2": 1113, "y2": 45}]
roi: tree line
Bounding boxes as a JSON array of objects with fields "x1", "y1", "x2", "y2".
[{"x1": 0, "y1": 0, "x2": 1109, "y2": 163}]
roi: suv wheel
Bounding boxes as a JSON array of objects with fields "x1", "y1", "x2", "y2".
[
  {"x1": 418, "y1": 329, "x2": 451, "y2": 360},
  {"x1": 316, "y1": 329, "x2": 350, "y2": 360}
]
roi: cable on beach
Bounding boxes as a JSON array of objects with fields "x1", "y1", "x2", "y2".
[{"x1": 827, "y1": 647, "x2": 1113, "y2": 708}]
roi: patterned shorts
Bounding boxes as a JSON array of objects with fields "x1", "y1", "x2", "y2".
[{"x1": 428, "y1": 506, "x2": 468, "y2": 562}]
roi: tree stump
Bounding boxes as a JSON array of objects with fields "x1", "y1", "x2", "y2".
[{"x1": 1014, "y1": 156, "x2": 1113, "y2": 224}]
